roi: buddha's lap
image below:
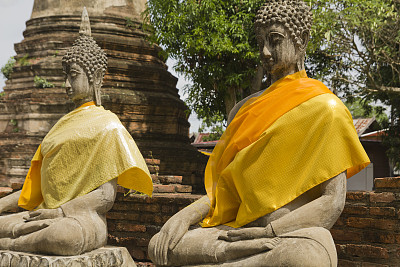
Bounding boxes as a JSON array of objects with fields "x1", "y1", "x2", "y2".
[{"x1": 150, "y1": 226, "x2": 336, "y2": 266}]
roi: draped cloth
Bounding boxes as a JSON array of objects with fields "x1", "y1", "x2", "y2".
[
  {"x1": 18, "y1": 102, "x2": 153, "y2": 210},
  {"x1": 201, "y1": 70, "x2": 370, "y2": 228}
]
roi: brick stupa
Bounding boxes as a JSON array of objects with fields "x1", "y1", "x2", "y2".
[{"x1": 0, "y1": 0, "x2": 206, "y2": 191}]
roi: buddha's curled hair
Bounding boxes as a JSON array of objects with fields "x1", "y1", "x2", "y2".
[
  {"x1": 62, "y1": 35, "x2": 107, "y2": 84},
  {"x1": 255, "y1": 0, "x2": 313, "y2": 47}
]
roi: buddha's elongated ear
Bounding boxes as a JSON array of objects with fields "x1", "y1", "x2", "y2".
[
  {"x1": 299, "y1": 30, "x2": 310, "y2": 52},
  {"x1": 93, "y1": 69, "x2": 103, "y2": 106}
]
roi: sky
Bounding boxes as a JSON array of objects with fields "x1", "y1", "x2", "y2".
[{"x1": 0, "y1": 0, "x2": 200, "y2": 132}]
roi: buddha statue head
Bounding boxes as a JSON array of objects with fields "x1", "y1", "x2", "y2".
[
  {"x1": 62, "y1": 8, "x2": 107, "y2": 107},
  {"x1": 254, "y1": 0, "x2": 312, "y2": 79}
]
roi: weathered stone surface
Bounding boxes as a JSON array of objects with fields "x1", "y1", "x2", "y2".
[{"x1": 0, "y1": 246, "x2": 136, "y2": 267}]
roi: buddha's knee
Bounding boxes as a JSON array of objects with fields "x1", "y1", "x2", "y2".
[
  {"x1": 267, "y1": 228, "x2": 337, "y2": 267},
  {"x1": 40, "y1": 219, "x2": 85, "y2": 256},
  {"x1": 148, "y1": 232, "x2": 160, "y2": 264}
]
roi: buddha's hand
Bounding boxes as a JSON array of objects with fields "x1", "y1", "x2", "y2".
[
  {"x1": 23, "y1": 208, "x2": 64, "y2": 222},
  {"x1": 218, "y1": 224, "x2": 275, "y2": 242},
  {"x1": 13, "y1": 219, "x2": 55, "y2": 237},
  {"x1": 154, "y1": 218, "x2": 190, "y2": 266}
]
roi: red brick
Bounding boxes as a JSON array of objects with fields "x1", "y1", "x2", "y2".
[
  {"x1": 369, "y1": 207, "x2": 396, "y2": 217},
  {"x1": 148, "y1": 165, "x2": 160, "y2": 174},
  {"x1": 369, "y1": 192, "x2": 395, "y2": 203},
  {"x1": 370, "y1": 219, "x2": 397, "y2": 230},
  {"x1": 347, "y1": 217, "x2": 372, "y2": 229},
  {"x1": 346, "y1": 191, "x2": 369, "y2": 202},
  {"x1": 111, "y1": 202, "x2": 132, "y2": 211},
  {"x1": 145, "y1": 158, "x2": 160, "y2": 165},
  {"x1": 345, "y1": 244, "x2": 389, "y2": 259},
  {"x1": 374, "y1": 177, "x2": 400, "y2": 189},
  {"x1": 158, "y1": 175, "x2": 183, "y2": 184},
  {"x1": 9, "y1": 178, "x2": 24, "y2": 190},
  {"x1": 106, "y1": 211, "x2": 140, "y2": 221},
  {"x1": 130, "y1": 248, "x2": 146, "y2": 260},
  {"x1": 330, "y1": 229, "x2": 362, "y2": 242},
  {"x1": 347, "y1": 217, "x2": 397, "y2": 230},
  {"x1": 151, "y1": 174, "x2": 160, "y2": 184},
  {"x1": 142, "y1": 204, "x2": 161, "y2": 213},
  {"x1": 343, "y1": 205, "x2": 368, "y2": 215},
  {"x1": 364, "y1": 232, "x2": 396, "y2": 244},
  {"x1": 361, "y1": 262, "x2": 389, "y2": 267},
  {"x1": 334, "y1": 217, "x2": 345, "y2": 227},
  {"x1": 0, "y1": 187, "x2": 13, "y2": 198},
  {"x1": 161, "y1": 205, "x2": 177, "y2": 214},
  {"x1": 338, "y1": 259, "x2": 361, "y2": 267},
  {"x1": 115, "y1": 222, "x2": 146, "y2": 232},
  {"x1": 175, "y1": 185, "x2": 192, "y2": 193},
  {"x1": 336, "y1": 244, "x2": 346, "y2": 257},
  {"x1": 153, "y1": 184, "x2": 175, "y2": 193}
]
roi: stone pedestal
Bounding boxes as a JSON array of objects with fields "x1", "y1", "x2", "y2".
[{"x1": 0, "y1": 246, "x2": 136, "y2": 267}]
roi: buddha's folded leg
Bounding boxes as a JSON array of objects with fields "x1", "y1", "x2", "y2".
[
  {"x1": 184, "y1": 227, "x2": 337, "y2": 267},
  {"x1": 0, "y1": 212, "x2": 29, "y2": 238},
  {"x1": 150, "y1": 227, "x2": 278, "y2": 266},
  {"x1": 10, "y1": 217, "x2": 86, "y2": 256}
]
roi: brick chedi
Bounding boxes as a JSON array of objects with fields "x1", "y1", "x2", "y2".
[{"x1": 0, "y1": 0, "x2": 207, "y2": 191}]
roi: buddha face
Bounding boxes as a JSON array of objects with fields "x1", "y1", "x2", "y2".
[
  {"x1": 257, "y1": 23, "x2": 300, "y2": 77},
  {"x1": 64, "y1": 63, "x2": 93, "y2": 104}
]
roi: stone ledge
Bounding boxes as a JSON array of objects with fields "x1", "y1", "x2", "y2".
[{"x1": 0, "y1": 246, "x2": 136, "y2": 267}]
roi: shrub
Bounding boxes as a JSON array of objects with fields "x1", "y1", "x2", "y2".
[
  {"x1": 34, "y1": 76, "x2": 55, "y2": 88},
  {"x1": 1, "y1": 57, "x2": 16, "y2": 79}
]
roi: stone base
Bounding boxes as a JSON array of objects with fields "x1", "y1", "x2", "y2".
[{"x1": 0, "y1": 246, "x2": 136, "y2": 267}]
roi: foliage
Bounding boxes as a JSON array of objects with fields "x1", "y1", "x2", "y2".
[
  {"x1": 17, "y1": 54, "x2": 31, "y2": 66},
  {"x1": 10, "y1": 119, "x2": 19, "y2": 133},
  {"x1": 0, "y1": 92, "x2": 5, "y2": 98},
  {"x1": 304, "y1": 0, "x2": 400, "y2": 173},
  {"x1": 145, "y1": 0, "x2": 266, "y2": 123},
  {"x1": 198, "y1": 113, "x2": 225, "y2": 141},
  {"x1": 345, "y1": 99, "x2": 388, "y2": 126},
  {"x1": 125, "y1": 17, "x2": 137, "y2": 30},
  {"x1": 147, "y1": 0, "x2": 400, "y2": 171},
  {"x1": 1, "y1": 57, "x2": 16, "y2": 79},
  {"x1": 34, "y1": 76, "x2": 55, "y2": 88}
]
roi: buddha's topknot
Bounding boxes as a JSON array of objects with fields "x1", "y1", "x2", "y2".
[
  {"x1": 62, "y1": 34, "x2": 107, "y2": 84},
  {"x1": 255, "y1": 0, "x2": 313, "y2": 47}
]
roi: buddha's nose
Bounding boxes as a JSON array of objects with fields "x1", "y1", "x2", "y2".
[
  {"x1": 263, "y1": 45, "x2": 271, "y2": 58},
  {"x1": 65, "y1": 79, "x2": 71, "y2": 89}
]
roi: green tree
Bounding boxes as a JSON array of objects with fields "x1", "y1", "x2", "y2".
[
  {"x1": 305, "y1": 0, "x2": 400, "y2": 173},
  {"x1": 145, "y1": 0, "x2": 265, "y2": 124},
  {"x1": 147, "y1": 0, "x2": 400, "y2": 171}
]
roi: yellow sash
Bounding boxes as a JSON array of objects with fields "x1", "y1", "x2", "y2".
[
  {"x1": 19, "y1": 102, "x2": 153, "y2": 210},
  {"x1": 202, "y1": 70, "x2": 370, "y2": 228}
]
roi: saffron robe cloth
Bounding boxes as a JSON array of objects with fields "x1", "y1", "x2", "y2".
[
  {"x1": 18, "y1": 102, "x2": 153, "y2": 210},
  {"x1": 201, "y1": 70, "x2": 370, "y2": 228}
]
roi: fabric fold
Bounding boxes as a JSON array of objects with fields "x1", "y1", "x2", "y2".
[
  {"x1": 201, "y1": 70, "x2": 370, "y2": 228},
  {"x1": 19, "y1": 103, "x2": 152, "y2": 210}
]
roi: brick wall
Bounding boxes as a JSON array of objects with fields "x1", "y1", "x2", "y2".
[
  {"x1": 332, "y1": 177, "x2": 400, "y2": 266},
  {"x1": 1, "y1": 174, "x2": 400, "y2": 266},
  {"x1": 107, "y1": 191, "x2": 201, "y2": 262}
]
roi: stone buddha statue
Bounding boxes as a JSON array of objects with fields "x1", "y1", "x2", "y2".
[
  {"x1": 148, "y1": 0, "x2": 370, "y2": 266},
  {"x1": 0, "y1": 8, "x2": 153, "y2": 257}
]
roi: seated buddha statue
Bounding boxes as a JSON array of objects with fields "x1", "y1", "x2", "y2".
[
  {"x1": 148, "y1": 0, "x2": 370, "y2": 266},
  {"x1": 0, "y1": 8, "x2": 153, "y2": 256}
]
